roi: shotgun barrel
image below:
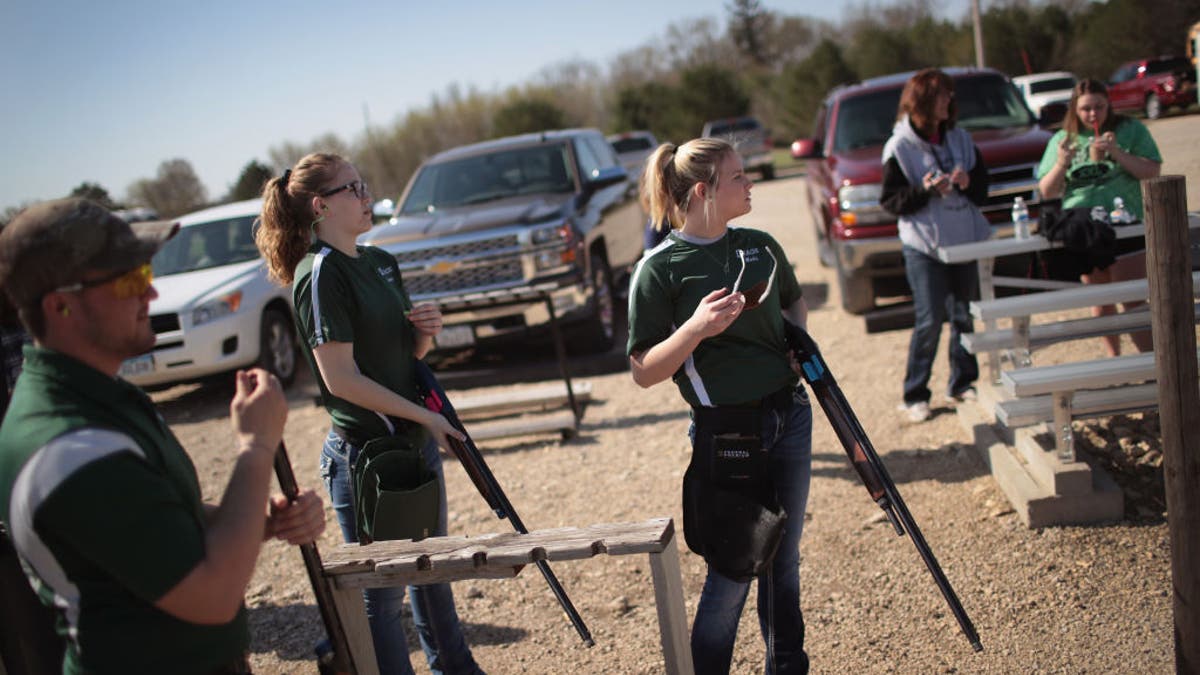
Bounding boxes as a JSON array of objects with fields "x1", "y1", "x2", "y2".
[{"x1": 783, "y1": 323, "x2": 983, "y2": 653}]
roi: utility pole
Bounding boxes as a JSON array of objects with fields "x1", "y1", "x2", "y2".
[{"x1": 972, "y1": 0, "x2": 985, "y2": 68}]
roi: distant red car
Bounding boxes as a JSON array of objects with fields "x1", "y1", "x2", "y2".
[
  {"x1": 790, "y1": 67, "x2": 1055, "y2": 314},
  {"x1": 1107, "y1": 55, "x2": 1198, "y2": 120}
]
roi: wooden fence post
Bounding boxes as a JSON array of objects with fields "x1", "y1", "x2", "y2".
[{"x1": 1142, "y1": 175, "x2": 1199, "y2": 673}]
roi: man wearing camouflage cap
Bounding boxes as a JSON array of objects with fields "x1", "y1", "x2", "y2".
[{"x1": 0, "y1": 198, "x2": 325, "y2": 674}]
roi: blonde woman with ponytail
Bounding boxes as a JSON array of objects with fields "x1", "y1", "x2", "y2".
[
  {"x1": 257, "y1": 154, "x2": 484, "y2": 675},
  {"x1": 627, "y1": 138, "x2": 813, "y2": 674}
]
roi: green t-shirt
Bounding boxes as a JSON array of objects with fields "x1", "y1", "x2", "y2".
[
  {"x1": 1036, "y1": 116, "x2": 1162, "y2": 220},
  {"x1": 626, "y1": 227, "x2": 803, "y2": 407},
  {"x1": 0, "y1": 347, "x2": 248, "y2": 675},
  {"x1": 293, "y1": 242, "x2": 428, "y2": 443}
]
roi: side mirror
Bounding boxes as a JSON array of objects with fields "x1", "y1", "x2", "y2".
[
  {"x1": 585, "y1": 165, "x2": 628, "y2": 190},
  {"x1": 791, "y1": 138, "x2": 822, "y2": 160},
  {"x1": 1038, "y1": 103, "x2": 1067, "y2": 129}
]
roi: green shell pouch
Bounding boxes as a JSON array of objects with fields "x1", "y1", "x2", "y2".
[{"x1": 351, "y1": 435, "x2": 440, "y2": 543}]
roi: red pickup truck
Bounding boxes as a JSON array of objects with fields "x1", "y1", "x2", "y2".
[
  {"x1": 1107, "y1": 55, "x2": 1198, "y2": 120},
  {"x1": 791, "y1": 67, "x2": 1055, "y2": 314}
]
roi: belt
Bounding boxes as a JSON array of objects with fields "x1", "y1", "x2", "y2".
[
  {"x1": 209, "y1": 653, "x2": 252, "y2": 675},
  {"x1": 331, "y1": 423, "x2": 370, "y2": 448},
  {"x1": 723, "y1": 385, "x2": 796, "y2": 411}
]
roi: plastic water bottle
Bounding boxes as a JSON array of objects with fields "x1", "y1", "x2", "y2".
[
  {"x1": 1011, "y1": 196, "x2": 1031, "y2": 239},
  {"x1": 1110, "y1": 197, "x2": 1134, "y2": 224}
]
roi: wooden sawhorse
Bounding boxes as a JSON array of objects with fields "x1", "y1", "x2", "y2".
[{"x1": 320, "y1": 517, "x2": 694, "y2": 675}]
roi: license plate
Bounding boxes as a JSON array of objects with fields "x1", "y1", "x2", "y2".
[
  {"x1": 436, "y1": 324, "x2": 475, "y2": 349},
  {"x1": 118, "y1": 353, "x2": 155, "y2": 378}
]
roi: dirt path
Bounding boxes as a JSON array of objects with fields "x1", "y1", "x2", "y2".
[{"x1": 157, "y1": 115, "x2": 1198, "y2": 673}]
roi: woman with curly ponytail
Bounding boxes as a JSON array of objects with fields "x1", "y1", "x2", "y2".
[{"x1": 257, "y1": 154, "x2": 484, "y2": 675}]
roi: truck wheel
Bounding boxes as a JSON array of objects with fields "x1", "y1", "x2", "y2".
[
  {"x1": 835, "y1": 257, "x2": 875, "y2": 315},
  {"x1": 1144, "y1": 94, "x2": 1162, "y2": 120},
  {"x1": 760, "y1": 165, "x2": 776, "y2": 181},
  {"x1": 571, "y1": 256, "x2": 616, "y2": 354},
  {"x1": 258, "y1": 308, "x2": 297, "y2": 388}
]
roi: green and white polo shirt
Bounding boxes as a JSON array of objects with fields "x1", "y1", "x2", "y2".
[
  {"x1": 0, "y1": 347, "x2": 248, "y2": 674},
  {"x1": 293, "y1": 242, "x2": 428, "y2": 444},
  {"x1": 627, "y1": 227, "x2": 803, "y2": 407}
]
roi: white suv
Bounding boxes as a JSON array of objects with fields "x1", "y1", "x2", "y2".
[
  {"x1": 119, "y1": 199, "x2": 299, "y2": 389},
  {"x1": 1012, "y1": 71, "x2": 1076, "y2": 118}
]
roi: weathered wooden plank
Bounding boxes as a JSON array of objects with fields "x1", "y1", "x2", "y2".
[
  {"x1": 324, "y1": 519, "x2": 673, "y2": 577},
  {"x1": 452, "y1": 381, "x2": 592, "y2": 418},
  {"x1": 464, "y1": 410, "x2": 578, "y2": 441}
]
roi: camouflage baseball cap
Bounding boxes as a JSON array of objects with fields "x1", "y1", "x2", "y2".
[{"x1": 0, "y1": 198, "x2": 179, "y2": 308}]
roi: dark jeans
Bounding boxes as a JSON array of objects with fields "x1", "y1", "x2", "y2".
[
  {"x1": 901, "y1": 246, "x2": 979, "y2": 405},
  {"x1": 688, "y1": 388, "x2": 813, "y2": 674}
]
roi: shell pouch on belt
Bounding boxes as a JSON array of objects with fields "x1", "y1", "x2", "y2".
[
  {"x1": 683, "y1": 406, "x2": 787, "y2": 582},
  {"x1": 351, "y1": 435, "x2": 440, "y2": 543}
]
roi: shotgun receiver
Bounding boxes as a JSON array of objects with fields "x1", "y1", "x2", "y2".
[
  {"x1": 783, "y1": 322, "x2": 983, "y2": 653},
  {"x1": 273, "y1": 441, "x2": 357, "y2": 674},
  {"x1": 414, "y1": 360, "x2": 594, "y2": 647}
]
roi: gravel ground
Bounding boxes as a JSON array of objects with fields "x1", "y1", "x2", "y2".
[{"x1": 153, "y1": 115, "x2": 1197, "y2": 674}]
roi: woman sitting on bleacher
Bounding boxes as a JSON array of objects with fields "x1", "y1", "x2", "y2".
[{"x1": 1037, "y1": 78, "x2": 1163, "y2": 357}]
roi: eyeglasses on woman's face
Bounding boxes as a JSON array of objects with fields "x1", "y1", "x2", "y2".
[{"x1": 320, "y1": 179, "x2": 370, "y2": 200}]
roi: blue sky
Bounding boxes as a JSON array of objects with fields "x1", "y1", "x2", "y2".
[{"x1": 1, "y1": 0, "x2": 974, "y2": 212}]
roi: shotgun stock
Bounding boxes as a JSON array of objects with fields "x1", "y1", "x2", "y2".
[
  {"x1": 782, "y1": 322, "x2": 983, "y2": 653},
  {"x1": 414, "y1": 360, "x2": 594, "y2": 647},
  {"x1": 273, "y1": 441, "x2": 357, "y2": 674}
]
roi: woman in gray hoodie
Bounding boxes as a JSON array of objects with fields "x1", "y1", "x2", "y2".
[{"x1": 880, "y1": 68, "x2": 990, "y2": 423}]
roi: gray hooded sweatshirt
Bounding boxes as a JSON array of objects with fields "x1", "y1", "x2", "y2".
[{"x1": 881, "y1": 116, "x2": 991, "y2": 255}]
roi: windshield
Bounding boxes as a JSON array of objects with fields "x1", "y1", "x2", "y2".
[
  {"x1": 954, "y1": 75, "x2": 1035, "y2": 129},
  {"x1": 400, "y1": 144, "x2": 574, "y2": 214},
  {"x1": 832, "y1": 89, "x2": 902, "y2": 151},
  {"x1": 611, "y1": 137, "x2": 654, "y2": 153},
  {"x1": 152, "y1": 215, "x2": 261, "y2": 277},
  {"x1": 832, "y1": 74, "x2": 1035, "y2": 152},
  {"x1": 1029, "y1": 77, "x2": 1075, "y2": 94}
]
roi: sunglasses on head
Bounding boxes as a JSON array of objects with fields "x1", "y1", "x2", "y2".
[
  {"x1": 732, "y1": 247, "x2": 777, "y2": 310},
  {"x1": 54, "y1": 263, "x2": 154, "y2": 300},
  {"x1": 320, "y1": 179, "x2": 370, "y2": 200}
]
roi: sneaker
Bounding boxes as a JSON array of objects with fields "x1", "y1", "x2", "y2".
[
  {"x1": 949, "y1": 388, "x2": 978, "y2": 403},
  {"x1": 898, "y1": 401, "x2": 931, "y2": 422}
]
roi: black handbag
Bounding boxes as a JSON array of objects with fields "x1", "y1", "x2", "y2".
[
  {"x1": 351, "y1": 435, "x2": 440, "y2": 543},
  {"x1": 683, "y1": 406, "x2": 787, "y2": 582}
]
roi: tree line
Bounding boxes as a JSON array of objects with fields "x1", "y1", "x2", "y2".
[{"x1": 6, "y1": 0, "x2": 1197, "y2": 224}]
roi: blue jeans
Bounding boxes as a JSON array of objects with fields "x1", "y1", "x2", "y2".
[
  {"x1": 689, "y1": 388, "x2": 814, "y2": 675},
  {"x1": 902, "y1": 246, "x2": 979, "y2": 405},
  {"x1": 320, "y1": 430, "x2": 483, "y2": 675}
]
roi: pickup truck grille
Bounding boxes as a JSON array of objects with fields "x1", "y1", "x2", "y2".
[
  {"x1": 981, "y1": 161, "x2": 1039, "y2": 217},
  {"x1": 406, "y1": 260, "x2": 525, "y2": 297},
  {"x1": 393, "y1": 234, "x2": 519, "y2": 264}
]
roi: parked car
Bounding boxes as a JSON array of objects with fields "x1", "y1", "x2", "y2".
[
  {"x1": 702, "y1": 115, "x2": 775, "y2": 180},
  {"x1": 607, "y1": 130, "x2": 660, "y2": 183},
  {"x1": 1107, "y1": 55, "x2": 1198, "y2": 119},
  {"x1": 119, "y1": 199, "x2": 299, "y2": 388},
  {"x1": 791, "y1": 67, "x2": 1055, "y2": 314},
  {"x1": 365, "y1": 128, "x2": 645, "y2": 354},
  {"x1": 1012, "y1": 71, "x2": 1076, "y2": 117}
]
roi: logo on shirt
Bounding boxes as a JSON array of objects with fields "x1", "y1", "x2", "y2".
[
  {"x1": 740, "y1": 247, "x2": 762, "y2": 263},
  {"x1": 377, "y1": 266, "x2": 396, "y2": 283}
]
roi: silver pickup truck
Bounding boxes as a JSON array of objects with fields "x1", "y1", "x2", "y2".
[{"x1": 360, "y1": 128, "x2": 645, "y2": 354}]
